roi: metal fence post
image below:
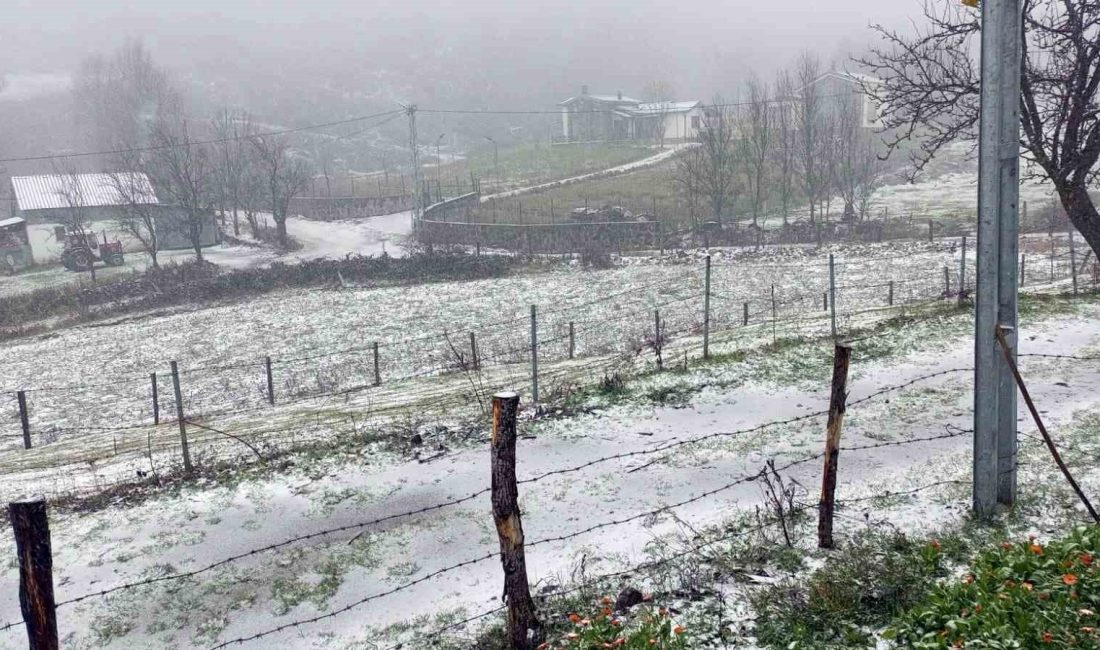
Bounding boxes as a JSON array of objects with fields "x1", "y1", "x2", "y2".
[
  {"x1": 170, "y1": 361, "x2": 193, "y2": 474},
  {"x1": 828, "y1": 253, "x2": 837, "y2": 339},
  {"x1": 530, "y1": 305, "x2": 539, "y2": 403},
  {"x1": 703, "y1": 255, "x2": 711, "y2": 359}
]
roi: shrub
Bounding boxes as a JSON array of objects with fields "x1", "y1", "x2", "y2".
[
  {"x1": 889, "y1": 526, "x2": 1100, "y2": 648},
  {"x1": 539, "y1": 596, "x2": 689, "y2": 650}
]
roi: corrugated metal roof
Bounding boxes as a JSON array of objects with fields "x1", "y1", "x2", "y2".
[
  {"x1": 11, "y1": 173, "x2": 159, "y2": 211},
  {"x1": 633, "y1": 101, "x2": 702, "y2": 114},
  {"x1": 0, "y1": 217, "x2": 26, "y2": 229}
]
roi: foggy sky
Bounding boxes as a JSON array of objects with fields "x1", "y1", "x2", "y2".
[{"x1": 3, "y1": 0, "x2": 920, "y2": 105}]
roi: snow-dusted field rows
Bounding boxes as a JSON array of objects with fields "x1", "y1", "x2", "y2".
[
  {"x1": 0, "y1": 238, "x2": 1081, "y2": 497},
  {"x1": 1, "y1": 298, "x2": 1097, "y2": 650}
]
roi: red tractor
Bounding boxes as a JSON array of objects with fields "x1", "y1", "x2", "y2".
[{"x1": 54, "y1": 226, "x2": 125, "y2": 272}]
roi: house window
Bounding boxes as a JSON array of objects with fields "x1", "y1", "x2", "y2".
[{"x1": 691, "y1": 116, "x2": 701, "y2": 129}]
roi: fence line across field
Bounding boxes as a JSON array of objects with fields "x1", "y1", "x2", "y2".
[{"x1": 3, "y1": 356, "x2": 991, "y2": 648}]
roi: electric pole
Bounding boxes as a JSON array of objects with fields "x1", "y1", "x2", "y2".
[
  {"x1": 974, "y1": 0, "x2": 1022, "y2": 517},
  {"x1": 405, "y1": 104, "x2": 420, "y2": 219}
]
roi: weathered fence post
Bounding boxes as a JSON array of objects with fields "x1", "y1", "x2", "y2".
[
  {"x1": 817, "y1": 343, "x2": 852, "y2": 549},
  {"x1": 372, "y1": 342, "x2": 381, "y2": 386},
  {"x1": 469, "y1": 332, "x2": 480, "y2": 371},
  {"x1": 928, "y1": 219, "x2": 934, "y2": 243},
  {"x1": 770, "y1": 284, "x2": 778, "y2": 344},
  {"x1": 150, "y1": 373, "x2": 160, "y2": 425},
  {"x1": 1069, "y1": 226, "x2": 1079, "y2": 295},
  {"x1": 17, "y1": 391, "x2": 31, "y2": 450},
  {"x1": 265, "y1": 356, "x2": 275, "y2": 406},
  {"x1": 944, "y1": 266, "x2": 951, "y2": 296},
  {"x1": 169, "y1": 361, "x2": 193, "y2": 474},
  {"x1": 530, "y1": 305, "x2": 539, "y2": 404},
  {"x1": 490, "y1": 393, "x2": 543, "y2": 649},
  {"x1": 743, "y1": 302, "x2": 749, "y2": 326},
  {"x1": 703, "y1": 255, "x2": 712, "y2": 359},
  {"x1": 823, "y1": 291, "x2": 828, "y2": 312},
  {"x1": 959, "y1": 235, "x2": 968, "y2": 300},
  {"x1": 828, "y1": 253, "x2": 837, "y2": 340},
  {"x1": 654, "y1": 309, "x2": 663, "y2": 370},
  {"x1": 1020, "y1": 253, "x2": 1027, "y2": 286},
  {"x1": 568, "y1": 322, "x2": 575, "y2": 360},
  {"x1": 888, "y1": 280, "x2": 894, "y2": 306},
  {"x1": 9, "y1": 497, "x2": 58, "y2": 650}
]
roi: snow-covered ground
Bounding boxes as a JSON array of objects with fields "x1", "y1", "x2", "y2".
[
  {"x1": 0, "y1": 291, "x2": 1096, "y2": 649},
  {"x1": 0, "y1": 211, "x2": 413, "y2": 298}
]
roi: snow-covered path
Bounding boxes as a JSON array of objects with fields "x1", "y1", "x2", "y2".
[{"x1": 2, "y1": 303, "x2": 1098, "y2": 649}]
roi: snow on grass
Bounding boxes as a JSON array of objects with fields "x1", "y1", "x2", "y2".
[{"x1": 0, "y1": 289, "x2": 1097, "y2": 649}]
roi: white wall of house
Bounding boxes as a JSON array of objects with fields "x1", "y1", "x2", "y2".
[{"x1": 661, "y1": 108, "x2": 705, "y2": 141}]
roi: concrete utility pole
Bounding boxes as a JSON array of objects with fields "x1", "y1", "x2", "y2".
[
  {"x1": 405, "y1": 105, "x2": 421, "y2": 219},
  {"x1": 974, "y1": 0, "x2": 1022, "y2": 517}
]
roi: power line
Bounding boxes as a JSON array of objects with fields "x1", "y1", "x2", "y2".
[{"x1": 0, "y1": 109, "x2": 405, "y2": 164}]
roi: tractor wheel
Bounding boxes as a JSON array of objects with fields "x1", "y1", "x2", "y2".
[
  {"x1": 106, "y1": 252, "x2": 124, "y2": 267},
  {"x1": 68, "y1": 250, "x2": 93, "y2": 272}
]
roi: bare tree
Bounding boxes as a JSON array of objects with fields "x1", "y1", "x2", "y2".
[
  {"x1": 794, "y1": 53, "x2": 828, "y2": 223},
  {"x1": 740, "y1": 76, "x2": 772, "y2": 228},
  {"x1": 107, "y1": 163, "x2": 162, "y2": 268},
  {"x1": 643, "y1": 80, "x2": 676, "y2": 149},
  {"x1": 672, "y1": 100, "x2": 740, "y2": 227},
  {"x1": 857, "y1": 0, "x2": 1100, "y2": 256},
  {"x1": 211, "y1": 110, "x2": 255, "y2": 237},
  {"x1": 147, "y1": 113, "x2": 215, "y2": 262},
  {"x1": 773, "y1": 70, "x2": 799, "y2": 225},
  {"x1": 73, "y1": 39, "x2": 177, "y2": 157},
  {"x1": 833, "y1": 97, "x2": 883, "y2": 221},
  {"x1": 50, "y1": 168, "x2": 99, "y2": 283},
  {"x1": 250, "y1": 133, "x2": 312, "y2": 248}
]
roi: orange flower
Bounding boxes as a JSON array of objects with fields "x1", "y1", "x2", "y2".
[
  {"x1": 568, "y1": 613, "x2": 582, "y2": 624},
  {"x1": 1003, "y1": 542, "x2": 1014, "y2": 551},
  {"x1": 1031, "y1": 543, "x2": 1045, "y2": 555},
  {"x1": 1042, "y1": 631, "x2": 1054, "y2": 643},
  {"x1": 1084, "y1": 553, "x2": 1095, "y2": 567},
  {"x1": 1065, "y1": 573, "x2": 1080, "y2": 586},
  {"x1": 673, "y1": 625, "x2": 686, "y2": 635},
  {"x1": 602, "y1": 596, "x2": 614, "y2": 606},
  {"x1": 1023, "y1": 581, "x2": 1035, "y2": 591},
  {"x1": 975, "y1": 604, "x2": 983, "y2": 613},
  {"x1": 931, "y1": 539, "x2": 942, "y2": 551},
  {"x1": 601, "y1": 607, "x2": 613, "y2": 618}
]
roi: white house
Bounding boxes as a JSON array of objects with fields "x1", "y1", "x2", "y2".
[
  {"x1": 557, "y1": 87, "x2": 706, "y2": 143},
  {"x1": 806, "y1": 71, "x2": 883, "y2": 129}
]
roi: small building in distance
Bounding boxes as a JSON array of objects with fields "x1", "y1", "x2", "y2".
[
  {"x1": 805, "y1": 71, "x2": 884, "y2": 129},
  {"x1": 557, "y1": 86, "x2": 706, "y2": 143},
  {"x1": 9, "y1": 172, "x2": 221, "y2": 260},
  {"x1": 0, "y1": 216, "x2": 33, "y2": 273}
]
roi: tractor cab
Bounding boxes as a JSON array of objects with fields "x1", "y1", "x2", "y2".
[{"x1": 54, "y1": 226, "x2": 125, "y2": 272}]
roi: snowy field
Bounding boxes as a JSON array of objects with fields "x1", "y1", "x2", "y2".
[
  {"x1": 0, "y1": 234, "x2": 1086, "y2": 511},
  {"x1": 0, "y1": 288, "x2": 1097, "y2": 649}
]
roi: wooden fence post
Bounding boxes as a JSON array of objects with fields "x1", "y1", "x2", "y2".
[
  {"x1": 928, "y1": 219, "x2": 934, "y2": 243},
  {"x1": 470, "y1": 332, "x2": 480, "y2": 371},
  {"x1": 491, "y1": 393, "x2": 543, "y2": 649},
  {"x1": 9, "y1": 497, "x2": 59, "y2": 650},
  {"x1": 743, "y1": 301, "x2": 749, "y2": 326},
  {"x1": 150, "y1": 373, "x2": 160, "y2": 425},
  {"x1": 265, "y1": 356, "x2": 275, "y2": 406},
  {"x1": 373, "y1": 342, "x2": 381, "y2": 386},
  {"x1": 170, "y1": 361, "x2": 193, "y2": 474},
  {"x1": 17, "y1": 390, "x2": 31, "y2": 450},
  {"x1": 888, "y1": 281, "x2": 894, "y2": 306},
  {"x1": 568, "y1": 322, "x2": 575, "y2": 360},
  {"x1": 817, "y1": 343, "x2": 852, "y2": 549},
  {"x1": 1020, "y1": 254, "x2": 1027, "y2": 286},
  {"x1": 823, "y1": 291, "x2": 828, "y2": 312}
]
